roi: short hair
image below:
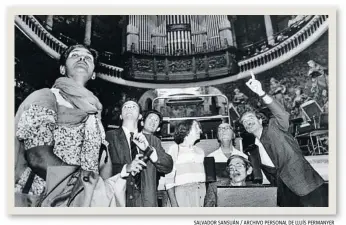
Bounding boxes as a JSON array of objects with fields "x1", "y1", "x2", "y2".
[
  {"x1": 239, "y1": 111, "x2": 258, "y2": 124},
  {"x1": 226, "y1": 154, "x2": 252, "y2": 175},
  {"x1": 239, "y1": 110, "x2": 269, "y2": 126},
  {"x1": 143, "y1": 109, "x2": 163, "y2": 125},
  {"x1": 59, "y1": 44, "x2": 99, "y2": 69},
  {"x1": 216, "y1": 123, "x2": 234, "y2": 143},
  {"x1": 173, "y1": 120, "x2": 196, "y2": 145}
]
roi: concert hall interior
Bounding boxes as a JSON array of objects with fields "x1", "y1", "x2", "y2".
[{"x1": 14, "y1": 14, "x2": 329, "y2": 207}]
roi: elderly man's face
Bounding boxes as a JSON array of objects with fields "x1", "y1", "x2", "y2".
[
  {"x1": 121, "y1": 101, "x2": 140, "y2": 121},
  {"x1": 241, "y1": 112, "x2": 262, "y2": 134},
  {"x1": 217, "y1": 123, "x2": 233, "y2": 142},
  {"x1": 228, "y1": 157, "x2": 248, "y2": 184},
  {"x1": 64, "y1": 47, "x2": 95, "y2": 82},
  {"x1": 143, "y1": 113, "x2": 160, "y2": 134}
]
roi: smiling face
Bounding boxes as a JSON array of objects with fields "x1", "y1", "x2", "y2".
[
  {"x1": 143, "y1": 113, "x2": 161, "y2": 134},
  {"x1": 227, "y1": 156, "x2": 252, "y2": 186},
  {"x1": 240, "y1": 112, "x2": 262, "y2": 134},
  {"x1": 62, "y1": 47, "x2": 95, "y2": 85},
  {"x1": 228, "y1": 157, "x2": 248, "y2": 185},
  {"x1": 121, "y1": 101, "x2": 141, "y2": 121}
]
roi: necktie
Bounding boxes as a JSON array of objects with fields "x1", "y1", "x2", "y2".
[
  {"x1": 130, "y1": 132, "x2": 141, "y2": 189},
  {"x1": 130, "y1": 132, "x2": 137, "y2": 160}
]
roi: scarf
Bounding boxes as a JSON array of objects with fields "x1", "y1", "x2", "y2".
[
  {"x1": 53, "y1": 77, "x2": 102, "y2": 122},
  {"x1": 52, "y1": 77, "x2": 104, "y2": 173}
]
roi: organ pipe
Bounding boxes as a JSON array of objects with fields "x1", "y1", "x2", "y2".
[{"x1": 126, "y1": 15, "x2": 233, "y2": 55}]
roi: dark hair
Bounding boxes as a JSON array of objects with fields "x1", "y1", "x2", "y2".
[
  {"x1": 59, "y1": 44, "x2": 99, "y2": 69},
  {"x1": 226, "y1": 154, "x2": 252, "y2": 175},
  {"x1": 143, "y1": 110, "x2": 163, "y2": 125},
  {"x1": 173, "y1": 120, "x2": 196, "y2": 145},
  {"x1": 239, "y1": 111, "x2": 259, "y2": 124}
]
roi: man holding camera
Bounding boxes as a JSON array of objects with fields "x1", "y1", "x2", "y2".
[{"x1": 106, "y1": 100, "x2": 173, "y2": 207}]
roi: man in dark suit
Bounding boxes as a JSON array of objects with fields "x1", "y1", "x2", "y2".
[
  {"x1": 239, "y1": 72, "x2": 326, "y2": 207},
  {"x1": 106, "y1": 100, "x2": 173, "y2": 207}
]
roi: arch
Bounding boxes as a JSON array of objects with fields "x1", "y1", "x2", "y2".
[
  {"x1": 145, "y1": 98, "x2": 153, "y2": 111},
  {"x1": 138, "y1": 89, "x2": 158, "y2": 111}
]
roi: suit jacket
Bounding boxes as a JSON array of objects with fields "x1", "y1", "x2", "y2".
[
  {"x1": 260, "y1": 99, "x2": 324, "y2": 196},
  {"x1": 106, "y1": 128, "x2": 173, "y2": 207}
]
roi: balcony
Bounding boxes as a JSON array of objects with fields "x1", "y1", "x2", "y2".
[{"x1": 15, "y1": 15, "x2": 328, "y2": 89}]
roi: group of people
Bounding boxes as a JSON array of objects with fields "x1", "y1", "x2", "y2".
[{"x1": 14, "y1": 44, "x2": 327, "y2": 208}]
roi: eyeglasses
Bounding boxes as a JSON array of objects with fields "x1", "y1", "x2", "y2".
[
  {"x1": 228, "y1": 163, "x2": 245, "y2": 171},
  {"x1": 218, "y1": 126, "x2": 231, "y2": 131}
]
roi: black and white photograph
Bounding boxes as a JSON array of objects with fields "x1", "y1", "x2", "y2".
[{"x1": 10, "y1": 8, "x2": 336, "y2": 215}]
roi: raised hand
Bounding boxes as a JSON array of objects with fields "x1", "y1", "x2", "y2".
[
  {"x1": 245, "y1": 71, "x2": 266, "y2": 96},
  {"x1": 132, "y1": 132, "x2": 149, "y2": 150}
]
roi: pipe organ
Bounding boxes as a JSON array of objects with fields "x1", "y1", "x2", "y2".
[{"x1": 126, "y1": 15, "x2": 234, "y2": 55}]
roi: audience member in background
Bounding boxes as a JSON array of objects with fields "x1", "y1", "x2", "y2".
[
  {"x1": 233, "y1": 88, "x2": 248, "y2": 105},
  {"x1": 291, "y1": 86, "x2": 309, "y2": 118},
  {"x1": 269, "y1": 77, "x2": 287, "y2": 108},
  {"x1": 321, "y1": 89, "x2": 328, "y2": 113},
  {"x1": 165, "y1": 120, "x2": 206, "y2": 207},
  {"x1": 310, "y1": 79, "x2": 321, "y2": 101},
  {"x1": 204, "y1": 154, "x2": 253, "y2": 207},
  {"x1": 307, "y1": 60, "x2": 328, "y2": 89},
  {"x1": 239, "y1": 71, "x2": 326, "y2": 207}
]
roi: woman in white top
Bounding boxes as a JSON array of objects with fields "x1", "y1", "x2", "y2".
[{"x1": 165, "y1": 120, "x2": 206, "y2": 207}]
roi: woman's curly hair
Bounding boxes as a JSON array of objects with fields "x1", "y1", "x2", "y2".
[{"x1": 173, "y1": 120, "x2": 195, "y2": 145}]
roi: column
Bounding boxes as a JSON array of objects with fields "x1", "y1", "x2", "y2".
[
  {"x1": 84, "y1": 15, "x2": 92, "y2": 46},
  {"x1": 231, "y1": 20, "x2": 237, "y2": 47},
  {"x1": 264, "y1": 15, "x2": 275, "y2": 45},
  {"x1": 45, "y1": 15, "x2": 54, "y2": 31}
]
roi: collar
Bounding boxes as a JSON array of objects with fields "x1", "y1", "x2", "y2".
[{"x1": 122, "y1": 126, "x2": 138, "y2": 137}]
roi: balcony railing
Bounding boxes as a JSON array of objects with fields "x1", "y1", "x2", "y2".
[
  {"x1": 15, "y1": 15, "x2": 123, "y2": 77},
  {"x1": 15, "y1": 15, "x2": 328, "y2": 89},
  {"x1": 238, "y1": 15, "x2": 328, "y2": 74}
]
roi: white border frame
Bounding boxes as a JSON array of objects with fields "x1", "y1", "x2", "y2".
[{"x1": 7, "y1": 5, "x2": 337, "y2": 215}]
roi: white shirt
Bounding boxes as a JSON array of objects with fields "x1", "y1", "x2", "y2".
[
  {"x1": 121, "y1": 126, "x2": 139, "y2": 157},
  {"x1": 165, "y1": 144, "x2": 205, "y2": 189},
  {"x1": 255, "y1": 138, "x2": 275, "y2": 168},
  {"x1": 207, "y1": 147, "x2": 247, "y2": 162}
]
